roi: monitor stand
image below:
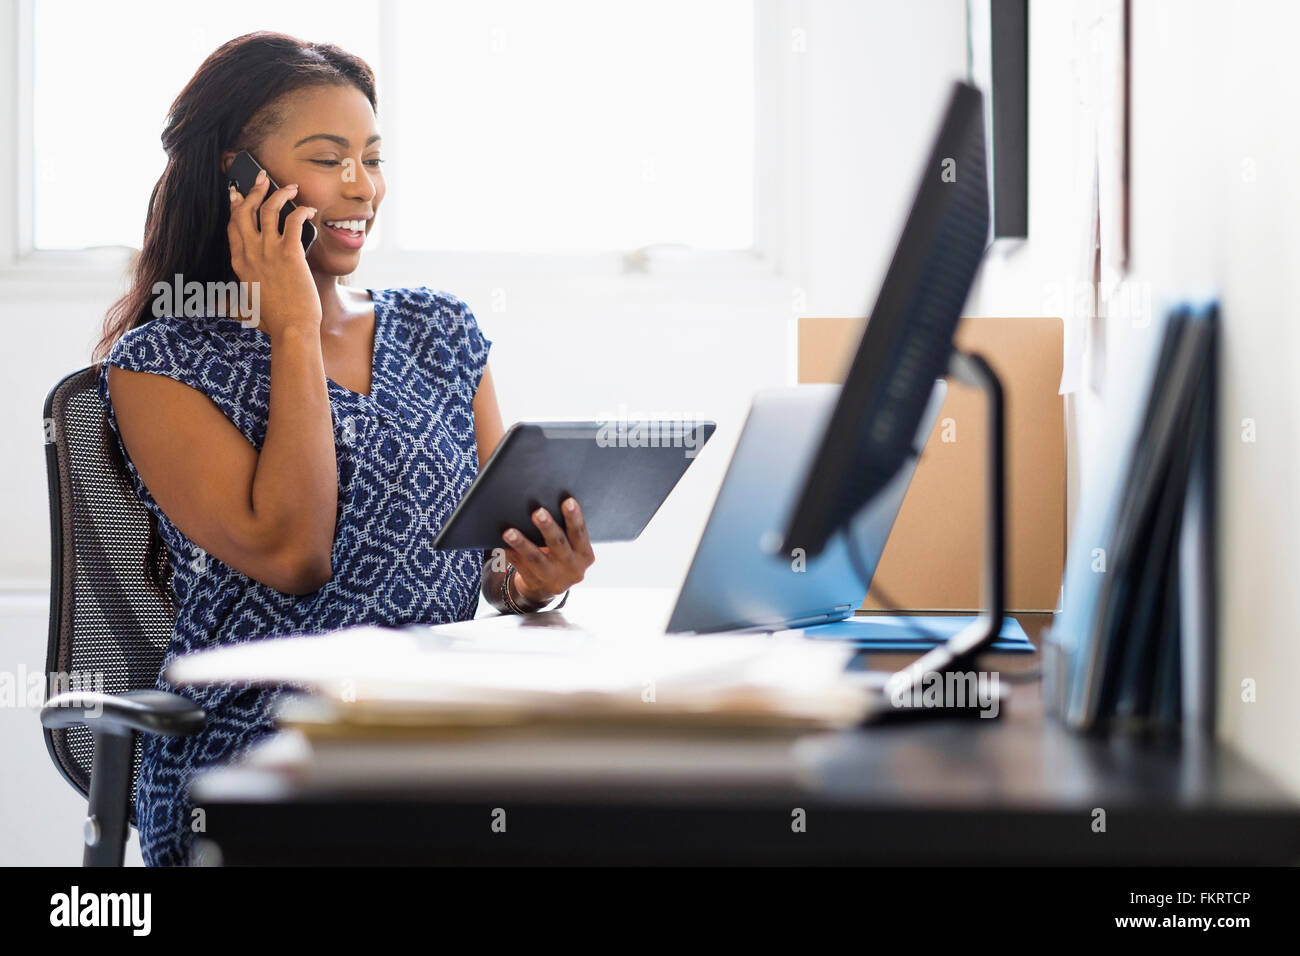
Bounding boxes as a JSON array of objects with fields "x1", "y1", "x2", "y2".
[{"x1": 874, "y1": 349, "x2": 1008, "y2": 722}]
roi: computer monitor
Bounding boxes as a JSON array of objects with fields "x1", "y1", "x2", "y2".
[{"x1": 780, "y1": 82, "x2": 990, "y2": 559}]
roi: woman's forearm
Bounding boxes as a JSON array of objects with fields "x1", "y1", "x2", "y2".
[{"x1": 249, "y1": 325, "x2": 338, "y2": 581}]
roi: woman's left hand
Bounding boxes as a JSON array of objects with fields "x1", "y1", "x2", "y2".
[{"x1": 501, "y1": 496, "x2": 595, "y2": 606}]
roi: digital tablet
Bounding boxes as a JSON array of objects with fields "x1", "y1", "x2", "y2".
[{"x1": 431, "y1": 420, "x2": 716, "y2": 551}]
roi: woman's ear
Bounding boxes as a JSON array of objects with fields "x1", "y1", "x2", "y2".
[{"x1": 220, "y1": 151, "x2": 236, "y2": 176}]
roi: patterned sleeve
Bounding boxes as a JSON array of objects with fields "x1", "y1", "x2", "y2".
[
  {"x1": 101, "y1": 316, "x2": 211, "y2": 383},
  {"x1": 425, "y1": 287, "x2": 492, "y2": 395},
  {"x1": 97, "y1": 318, "x2": 204, "y2": 494},
  {"x1": 98, "y1": 317, "x2": 259, "y2": 449}
]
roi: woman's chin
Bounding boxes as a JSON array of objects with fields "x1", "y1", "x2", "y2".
[{"x1": 308, "y1": 248, "x2": 362, "y2": 275}]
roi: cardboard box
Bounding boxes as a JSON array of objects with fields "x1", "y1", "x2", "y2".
[{"x1": 796, "y1": 315, "x2": 1065, "y2": 612}]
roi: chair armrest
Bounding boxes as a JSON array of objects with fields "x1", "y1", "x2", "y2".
[
  {"x1": 41, "y1": 689, "x2": 205, "y2": 737},
  {"x1": 41, "y1": 690, "x2": 204, "y2": 866}
]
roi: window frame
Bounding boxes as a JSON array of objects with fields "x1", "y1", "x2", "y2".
[{"x1": 0, "y1": 0, "x2": 803, "y2": 303}]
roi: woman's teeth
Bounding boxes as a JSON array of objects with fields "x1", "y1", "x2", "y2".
[{"x1": 324, "y1": 219, "x2": 366, "y2": 234}]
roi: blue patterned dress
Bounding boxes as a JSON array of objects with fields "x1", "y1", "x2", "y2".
[{"x1": 98, "y1": 285, "x2": 491, "y2": 866}]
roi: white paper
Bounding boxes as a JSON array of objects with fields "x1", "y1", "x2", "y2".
[{"x1": 165, "y1": 622, "x2": 871, "y2": 729}]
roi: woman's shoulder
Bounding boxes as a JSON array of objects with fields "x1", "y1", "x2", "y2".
[
  {"x1": 376, "y1": 285, "x2": 492, "y2": 384},
  {"x1": 373, "y1": 284, "x2": 473, "y2": 318},
  {"x1": 380, "y1": 285, "x2": 487, "y2": 342},
  {"x1": 104, "y1": 314, "x2": 218, "y2": 373},
  {"x1": 100, "y1": 311, "x2": 263, "y2": 410}
]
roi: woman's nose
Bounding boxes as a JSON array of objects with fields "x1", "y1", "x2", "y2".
[{"x1": 342, "y1": 162, "x2": 377, "y2": 202}]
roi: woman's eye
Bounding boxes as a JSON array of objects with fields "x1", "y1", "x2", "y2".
[{"x1": 310, "y1": 159, "x2": 384, "y2": 167}]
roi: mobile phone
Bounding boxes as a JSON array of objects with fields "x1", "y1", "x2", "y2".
[{"x1": 225, "y1": 150, "x2": 318, "y2": 256}]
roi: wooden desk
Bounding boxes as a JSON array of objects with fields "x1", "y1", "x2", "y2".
[{"x1": 190, "y1": 615, "x2": 1300, "y2": 865}]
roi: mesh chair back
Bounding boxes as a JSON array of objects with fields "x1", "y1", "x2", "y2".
[{"x1": 43, "y1": 365, "x2": 176, "y2": 826}]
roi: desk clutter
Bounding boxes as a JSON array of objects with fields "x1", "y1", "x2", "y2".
[
  {"x1": 1045, "y1": 302, "x2": 1218, "y2": 734},
  {"x1": 164, "y1": 623, "x2": 878, "y2": 735}
]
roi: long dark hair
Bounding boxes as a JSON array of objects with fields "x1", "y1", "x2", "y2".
[{"x1": 94, "y1": 31, "x2": 378, "y2": 599}]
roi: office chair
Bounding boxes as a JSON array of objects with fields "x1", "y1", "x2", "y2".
[{"x1": 40, "y1": 365, "x2": 205, "y2": 867}]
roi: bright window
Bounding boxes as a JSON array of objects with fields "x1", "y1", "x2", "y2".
[
  {"x1": 31, "y1": 0, "x2": 380, "y2": 250},
  {"x1": 31, "y1": 0, "x2": 754, "y2": 255},
  {"x1": 392, "y1": 0, "x2": 754, "y2": 252}
]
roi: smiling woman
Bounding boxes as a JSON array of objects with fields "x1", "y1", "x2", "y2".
[{"x1": 87, "y1": 30, "x2": 594, "y2": 867}]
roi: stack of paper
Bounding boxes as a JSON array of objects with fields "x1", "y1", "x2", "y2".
[{"x1": 164, "y1": 624, "x2": 873, "y2": 734}]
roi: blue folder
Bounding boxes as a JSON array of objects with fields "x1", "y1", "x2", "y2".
[{"x1": 800, "y1": 615, "x2": 1034, "y2": 654}]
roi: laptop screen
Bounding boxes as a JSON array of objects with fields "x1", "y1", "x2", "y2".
[{"x1": 666, "y1": 381, "x2": 945, "y2": 635}]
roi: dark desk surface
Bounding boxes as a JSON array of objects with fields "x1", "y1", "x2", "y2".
[{"x1": 191, "y1": 614, "x2": 1300, "y2": 865}]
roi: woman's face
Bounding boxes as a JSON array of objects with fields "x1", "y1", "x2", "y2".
[{"x1": 222, "y1": 83, "x2": 386, "y2": 276}]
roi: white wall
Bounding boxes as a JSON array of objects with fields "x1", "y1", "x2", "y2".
[
  {"x1": 800, "y1": 0, "x2": 968, "y2": 315},
  {"x1": 1129, "y1": 0, "x2": 1300, "y2": 793},
  {"x1": 965, "y1": 0, "x2": 1300, "y2": 795}
]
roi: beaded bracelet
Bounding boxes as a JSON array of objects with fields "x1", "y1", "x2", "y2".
[{"x1": 501, "y1": 564, "x2": 570, "y2": 615}]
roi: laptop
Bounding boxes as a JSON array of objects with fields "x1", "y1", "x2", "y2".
[{"x1": 664, "y1": 381, "x2": 945, "y2": 634}]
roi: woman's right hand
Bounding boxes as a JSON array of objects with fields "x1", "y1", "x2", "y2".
[{"x1": 226, "y1": 169, "x2": 322, "y2": 339}]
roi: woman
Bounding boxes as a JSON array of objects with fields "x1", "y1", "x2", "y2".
[{"x1": 93, "y1": 32, "x2": 594, "y2": 866}]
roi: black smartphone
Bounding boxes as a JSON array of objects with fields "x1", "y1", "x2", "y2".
[{"x1": 226, "y1": 150, "x2": 317, "y2": 256}]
